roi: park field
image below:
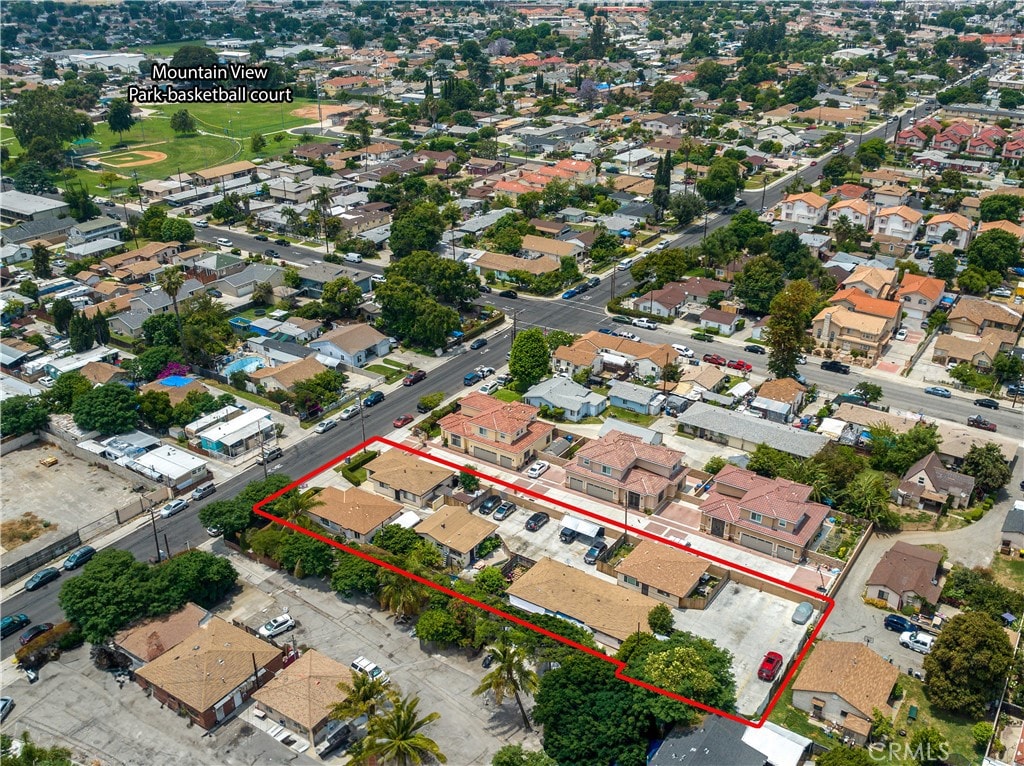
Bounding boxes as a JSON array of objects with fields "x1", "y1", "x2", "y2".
[{"x1": 146, "y1": 97, "x2": 317, "y2": 139}]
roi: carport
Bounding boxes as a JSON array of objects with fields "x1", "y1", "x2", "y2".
[{"x1": 559, "y1": 515, "x2": 605, "y2": 540}]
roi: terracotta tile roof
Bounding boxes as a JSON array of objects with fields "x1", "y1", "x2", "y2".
[
  {"x1": 134, "y1": 618, "x2": 281, "y2": 713},
  {"x1": 416, "y1": 504, "x2": 497, "y2": 554},
  {"x1": 784, "y1": 192, "x2": 828, "y2": 208},
  {"x1": 814, "y1": 305, "x2": 889, "y2": 335},
  {"x1": 926, "y1": 212, "x2": 971, "y2": 230},
  {"x1": 830, "y1": 287, "x2": 900, "y2": 319},
  {"x1": 572, "y1": 430, "x2": 683, "y2": 471},
  {"x1": 364, "y1": 449, "x2": 454, "y2": 497},
  {"x1": 877, "y1": 204, "x2": 922, "y2": 223},
  {"x1": 793, "y1": 641, "x2": 900, "y2": 719},
  {"x1": 614, "y1": 540, "x2": 708, "y2": 597},
  {"x1": 252, "y1": 650, "x2": 353, "y2": 732},
  {"x1": 438, "y1": 394, "x2": 553, "y2": 454},
  {"x1": 311, "y1": 487, "x2": 403, "y2": 535},
  {"x1": 867, "y1": 541, "x2": 942, "y2": 605},
  {"x1": 897, "y1": 273, "x2": 945, "y2": 303},
  {"x1": 829, "y1": 199, "x2": 871, "y2": 216},
  {"x1": 114, "y1": 603, "x2": 208, "y2": 662},
  {"x1": 506, "y1": 557, "x2": 660, "y2": 643},
  {"x1": 978, "y1": 220, "x2": 1024, "y2": 239}
]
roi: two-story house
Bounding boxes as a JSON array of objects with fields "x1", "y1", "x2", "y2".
[
  {"x1": 896, "y1": 453, "x2": 975, "y2": 511},
  {"x1": 812, "y1": 286, "x2": 899, "y2": 361},
  {"x1": 827, "y1": 199, "x2": 873, "y2": 230},
  {"x1": 1002, "y1": 138, "x2": 1024, "y2": 166},
  {"x1": 871, "y1": 183, "x2": 911, "y2": 209},
  {"x1": 438, "y1": 393, "x2": 554, "y2": 470},
  {"x1": 306, "y1": 487, "x2": 405, "y2": 543},
  {"x1": 895, "y1": 126, "x2": 927, "y2": 150},
  {"x1": 872, "y1": 205, "x2": 922, "y2": 242},
  {"x1": 895, "y1": 273, "x2": 946, "y2": 323},
  {"x1": 699, "y1": 464, "x2": 830, "y2": 561},
  {"x1": 563, "y1": 430, "x2": 686, "y2": 513},
  {"x1": 778, "y1": 192, "x2": 829, "y2": 226},
  {"x1": 840, "y1": 265, "x2": 899, "y2": 299},
  {"x1": 924, "y1": 212, "x2": 973, "y2": 250},
  {"x1": 947, "y1": 297, "x2": 1024, "y2": 335}
]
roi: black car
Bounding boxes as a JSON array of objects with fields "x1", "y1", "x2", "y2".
[
  {"x1": 498, "y1": 290, "x2": 518, "y2": 299},
  {"x1": 363, "y1": 391, "x2": 385, "y2": 407},
  {"x1": 744, "y1": 344, "x2": 766, "y2": 355},
  {"x1": 416, "y1": 398, "x2": 439, "y2": 414},
  {"x1": 254, "y1": 234, "x2": 269, "y2": 242},
  {"x1": 478, "y1": 284, "x2": 492, "y2": 293},
  {"x1": 559, "y1": 527, "x2": 577, "y2": 544},
  {"x1": 821, "y1": 360, "x2": 851, "y2": 374},
  {"x1": 482, "y1": 653, "x2": 495, "y2": 669},
  {"x1": 24, "y1": 567, "x2": 60, "y2": 592},
  {"x1": 884, "y1": 614, "x2": 914, "y2": 633},
  {"x1": 470, "y1": 338, "x2": 488, "y2": 350},
  {"x1": 479, "y1": 495, "x2": 502, "y2": 515},
  {"x1": 584, "y1": 541, "x2": 608, "y2": 565},
  {"x1": 265, "y1": 248, "x2": 279, "y2": 258},
  {"x1": 525, "y1": 512, "x2": 550, "y2": 531},
  {"x1": 274, "y1": 238, "x2": 290, "y2": 245},
  {"x1": 974, "y1": 398, "x2": 999, "y2": 410},
  {"x1": 206, "y1": 288, "x2": 223, "y2": 298}
]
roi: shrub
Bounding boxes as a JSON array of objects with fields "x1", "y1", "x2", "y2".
[{"x1": 477, "y1": 536, "x2": 503, "y2": 558}]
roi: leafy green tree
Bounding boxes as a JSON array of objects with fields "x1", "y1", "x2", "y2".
[
  {"x1": 855, "y1": 137, "x2": 887, "y2": 170},
  {"x1": 647, "y1": 604, "x2": 674, "y2": 635},
  {"x1": 141, "y1": 314, "x2": 180, "y2": 348},
  {"x1": 733, "y1": 254, "x2": 785, "y2": 315},
  {"x1": 331, "y1": 549, "x2": 382, "y2": 598},
  {"x1": 9, "y1": 85, "x2": 93, "y2": 152},
  {"x1": 932, "y1": 250, "x2": 957, "y2": 281},
  {"x1": 668, "y1": 191, "x2": 705, "y2": 227},
  {"x1": 696, "y1": 157, "x2": 741, "y2": 207},
  {"x1": 330, "y1": 671, "x2": 398, "y2": 722},
  {"x1": 17, "y1": 279, "x2": 39, "y2": 304},
  {"x1": 821, "y1": 154, "x2": 852, "y2": 186},
  {"x1": 377, "y1": 567, "x2": 427, "y2": 619},
  {"x1": 359, "y1": 694, "x2": 447, "y2": 766},
  {"x1": 993, "y1": 352, "x2": 1024, "y2": 385},
  {"x1": 147, "y1": 550, "x2": 237, "y2": 614},
  {"x1": 386, "y1": 250, "x2": 480, "y2": 306},
  {"x1": 137, "y1": 390, "x2": 174, "y2": 431},
  {"x1": 509, "y1": 328, "x2": 550, "y2": 388},
  {"x1": 169, "y1": 109, "x2": 196, "y2": 135},
  {"x1": 839, "y1": 470, "x2": 899, "y2": 528},
  {"x1": 250, "y1": 132, "x2": 267, "y2": 152},
  {"x1": 415, "y1": 608, "x2": 463, "y2": 645},
  {"x1": 491, "y1": 745, "x2": 557, "y2": 766},
  {"x1": 72, "y1": 383, "x2": 138, "y2": 434},
  {"x1": 765, "y1": 279, "x2": 819, "y2": 378},
  {"x1": 853, "y1": 382, "x2": 883, "y2": 403},
  {"x1": 967, "y1": 229, "x2": 1021, "y2": 273},
  {"x1": 1, "y1": 732, "x2": 74, "y2": 765},
  {"x1": 373, "y1": 525, "x2": 425, "y2": 556},
  {"x1": 160, "y1": 217, "x2": 194, "y2": 243},
  {"x1": 32, "y1": 242, "x2": 52, "y2": 279},
  {"x1": 390, "y1": 201, "x2": 444, "y2": 259},
  {"x1": 63, "y1": 181, "x2": 100, "y2": 222},
  {"x1": 156, "y1": 266, "x2": 187, "y2": 358},
  {"x1": 544, "y1": 329, "x2": 576, "y2": 352},
  {"x1": 106, "y1": 98, "x2": 136, "y2": 144},
  {"x1": 12, "y1": 160, "x2": 56, "y2": 193},
  {"x1": 137, "y1": 205, "x2": 169, "y2": 239},
  {"x1": 278, "y1": 532, "x2": 335, "y2": 578},
  {"x1": 979, "y1": 194, "x2": 1024, "y2": 223},
  {"x1": 817, "y1": 746, "x2": 874, "y2": 766},
  {"x1": 747, "y1": 443, "x2": 793, "y2": 478},
  {"x1": 42, "y1": 371, "x2": 93, "y2": 413},
  {"x1": 0, "y1": 395, "x2": 50, "y2": 436},
  {"x1": 68, "y1": 311, "x2": 96, "y2": 353},
  {"x1": 925, "y1": 614, "x2": 1013, "y2": 717},
  {"x1": 199, "y1": 499, "x2": 251, "y2": 538},
  {"x1": 474, "y1": 567, "x2": 508, "y2": 596},
  {"x1": 58, "y1": 549, "x2": 151, "y2": 642},
  {"x1": 126, "y1": 346, "x2": 183, "y2": 382},
  {"x1": 961, "y1": 442, "x2": 1011, "y2": 497},
  {"x1": 473, "y1": 637, "x2": 540, "y2": 730},
  {"x1": 703, "y1": 456, "x2": 727, "y2": 475}
]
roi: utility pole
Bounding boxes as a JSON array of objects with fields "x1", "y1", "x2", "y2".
[
  {"x1": 148, "y1": 501, "x2": 161, "y2": 563},
  {"x1": 760, "y1": 176, "x2": 768, "y2": 212}
]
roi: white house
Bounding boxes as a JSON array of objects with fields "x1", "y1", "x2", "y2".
[
  {"x1": 872, "y1": 205, "x2": 923, "y2": 242},
  {"x1": 827, "y1": 199, "x2": 873, "y2": 230},
  {"x1": 522, "y1": 377, "x2": 607, "y2": 422},
  {"x1": 309, "y1": 323, "x2": 392, "y2": 367},
  {"x1": 778, "y1": 192, "x2": 829, "y2": 226},
  {"x1": 924, "y1": 212, "x2": 973, "y2": 250},
  {"x1": 132, "y1": 444, "x2": 210, "y2": 492}
]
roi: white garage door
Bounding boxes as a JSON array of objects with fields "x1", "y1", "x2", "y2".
[
  {"x1": 739, "y1": 533, "x2": 774, "y2": 555},
  {"x1": 473, "y1": 447, "x2": 498, "y2": 463}
]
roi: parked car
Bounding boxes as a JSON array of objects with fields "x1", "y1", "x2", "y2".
[
  {"x1": 478, "y1": 283, "x2": 492, "y2": 293},
  {"x1": 62, "y1": 545, "x2": 96, "y2": 571},
  {"x1": 561, "y1": 288, "x2": 578, "y2": 299},
  {"x1": 672, "y1": 344, "x2": 693, "y2": 358},
  {"x1": 598, "y1": 327, "x2": 614, "y2": 335},
  {"x1": 258, "y1": 614, "x2": 295, "y2": 638},
  {"x1": 416, "y1": 398, "x2": 439, "y2": 414},
  {"x1": 894, "y1": 328, "x2": 908, "y2": 341},
  {"x1": 525, "y1": 512, "x2": 550, "y2": 531},
  {"x1": 392, "y1": 414, "x2": 414, "y2": 428},
  {"x1": 254, "y1": 234, "x2": 269, "y2": 242},
  {"x1": 616, "y1": 331, "x2": 640, "y2": 341},
  {"x1": 191, "y1": 482, "x2": 216, "y2": 501},
  {"x1": 757, "y1": 651, "x2": 784, "y2": 681},
  {"x1": 924, "y1": 386, "x2": 952, "y2": 398},
  {"x1": 479, "y1": 381, "x2": 499, "y2": 395},
  {"x1": 821, "y1": 360, "x2": 851, "y2": 374},
  {"x1": 479, "y1": 495, "x2": 503, "y2": 515},
  {"x1": 899, "y1": 630, "x2": 934, "y2": 654},
  {"x1": 702, "y1": 354, "x2": 726, "y2": 366},
  {"x1": 482, "y1": 653, "x2": 495, "y2": 669},
  {"x1": 19, "y1": 622, "x2": 55, "y2": 646},
  {"x1": 255, "y1": 446, "x2": 284, "y2": 464},
  {"x1": 496, "y1": 373, "x2": 513, "y2": 386},
  {"x1": 476, "y1": 366, "x2": 495, "y2": 378},
  {"x1": 159, "y1": 498, "x2": 189, "y2": 518},
  {"x1": 215, "y1": 237, "x2": 233, "y2": 247},
  {"x1": 314, "y1": 418, "x2": 338, "y2": 434},
  {"x1": 363, "y1": 391, "x2": 385, "y2": 407},
  {"x1": 402, "y1": 370, "x2": 427, "y2": 386},
  {"x1": 493, "y1": 501, "x2": 517, "y2": 521},
  {"x1": 692, "y1": 332, "x2": 715, "y2": 342},
  {"x1": 470, "y1": 337, "x2": 488, "y2": 350},
  {"x1": 194, "y1": 219, "x2": 209, "y2": 228},
  {"x1": 274, "y1": 238, "x2": 289, "y2": 245},
  {"x1": 587, "y1": 276, "x2": 601, "y2": 288},
  {"x1": 791, "y1": 602, "x2": 814, "y2": 625},
  {"x1": 884, "y1": 614, "x2": 915, "y2": 633},
  {"x1": 1007, "y1": 383, "x2": 1023, "y2": 397},
  {"x1": 967, "y1": 415, "x2": 997, "y2": 432},
  {"x1": 1, "y1": 613, "x2": 30, "y2": 638},
  {"x1": 727, "y1": 359, "x2": 752, "y2": 372},
  {"x1": 631, "y1": 318, "x2": 658, "y2": 330},
  {"x1": 584, "y1": 540, "x2": 608, "y2": 565},
  {"x1": 559, "y1": 527, "x2": 577, "y2": 543},
  {"x1": 744, "y1": 345, "x2": 766, "y2": 355},
  {"x1": 526, "y1": 460, "x2": 550, "y2": 479},
  {"x1": 0, "y1": 697, "x2": 12, "y2": 722},
  {"x1": 264, "y1": 248, "x2": 279, "y2": 258},
  {"x1": 991, "y1": 287, "x2": 1013, "y2": 298},
  {"x1": 463, "y1": 371, "x2": 482, "y2": 386},
  {"x1": 974, "y1": 397, "x2": 999, "y2": 410},
  {"x1": 206, "y1": 288, "x2": 223, "y2": 298},
  {"x1": 498, "y1": 290, "x2": 518, "y2": 299}
]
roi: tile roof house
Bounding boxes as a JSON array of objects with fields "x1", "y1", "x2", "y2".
[
  {"x1": 307, "y1": 487, "x2": 405, "y2": 543},
  {"x1": 840, "y1": 265, "x2": 899, "y2": 299},
  {"x1": 811, "y1": 304, "x2": 891, "y2": 362},
  {"x1": 309, "y1": 323, "x2": 391, "y2": 368},
  {"x1": 551, "y1": 331, "x2": 679, "y2": 381},
  {"x1": 895, "y1": 452, "x2": 975, "y2": 511},
  {"x1": 896, "y1": 273, "x2": 946, "y2": 322},
  {"x1": 827, "y1": 199, "x2": 873, "y2": 230},
  {"x1": 931, "y1": 328, "x2": 1015, "y2": 370},
  {"x1": 522, "y1": 377, "x2": 608, "y2": 422},
  {"x1": 614, "y1": 540, "x2": 711, "y2": 609},
  {"x1": 133, "y1": 617, "x2": 284, "y2": 730},
  {"x1": 872, "y1": 183, "x2": 911, "y2": 208},
  {"x1": 792, "y1": 641, "x2": 900, "y2": 745},
  {"x1": 699, "y1": 464, "x2": 830, "y2": 561},
  {"x1": 924, "y1": 212, "x2": 974, "y2": 250},
  {"x1": 506, "y1": 557, "x2": 661, "y2": 649},
  {"x1": 415, "y1": 504, "x2": 498, "y2": 569},
  {"x1": 438, "y1": 392, "x2": 554, "y2": 470},
  {"x1": 252, "y1": 650, "x2": 354, "y2": 747},
  {"x1": 564, "y1": 430, "x2": 685, "y2": 513},
  {"x1": 947, "y1": 297, "x2": 1023, "y2": 335},
  {"x1": 779, "y1": 192, "x2": 829, "y2": 226},
  {"x1": 866, "y1": 541, "x2": 943, "y2": 610},
  {"x1": 248, "y1": 356, "x2": 328, "y2": 393},
  {"x1": 872, "y1": 205, "x2": 923, "y2": 242},
  {"x1": 364, "y1": 449, "x2": 455, "y2": 508},
  {"x1": 978, "y1": 219, "x2": 1024, "y2": 240}
]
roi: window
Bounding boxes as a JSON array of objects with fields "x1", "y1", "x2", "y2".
[
  {"x1": 581, "y1": 458, "x2": 590, "y2": 467},
  {"x1": 917, "y1": 476, "x2": 925, "y2": 485},
  {"x1": 451, "y1": 435, "x2": 461, "y2": 447},
  {"x1": 656, "y1": 589, "x2": 671, "y2": 597},
  {"x1": 623, "y1": 575, "x2": 638, "y2": 586},
  {"x1": 601, "y1": 465, "x2": 612, "y2": 476},
  {"x1": 778, "y1": 520, "x2": 786, "y2": 528},
  {"x1": 477, "y1": 427, "x2": 487, "y2": 436},
  {"x1": 750, "y1": 512, "x2": 762, "y2": 524}
]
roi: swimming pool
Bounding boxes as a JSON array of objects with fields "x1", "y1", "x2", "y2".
[{"x1": 223, "y1": 356, "x2": 265, "y2": 375}]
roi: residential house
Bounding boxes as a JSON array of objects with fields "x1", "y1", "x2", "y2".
[
  {"x1": 614, "y1": 541, "x2": 711, "y2": 609},
  {"x1": 872, "y1": 205, "x2": 923, "y2": 242},
  {"x1": 296, "y1": 261, "x2": 368, "y2": 298},
  {"x1": 528, "y1": 218, "x2": 570, "y2": 238},
  {"x1": 947, "y1": 297, "x2": 1023, "y2": 335},
  {"x1": 139, "y1": 377, "x2": 208, "y2": 407},
  {"x1": 649, "y1": 717, "x2": 813, "y2": 766},
  {"x1": 551, "y1": 332, "x2": 678, "y2": 381},
  {"x1": 195, "y1": 409, "x2": 276, "y2": 458},
  {"x1": 188, "y1": 160, "x2": 257, "y2": 187},
  {"x1": 113, "y1": 603, "x2": 208, "y2": 669},
  {"x1": 866, "y1": 541, "x2": 943, "y2": 610},
  {"x1": 438, "y1": 392, "x2": 554, "y2": 470},
  {"x1": 751, "y1": 378, "x2": 807, "y2": 423},
  {"x1": 212, "y1": 264, "x2": 286, "y2": 299},
  {"x1": 522, "y1": 377, "x2": 607, "y2": 422},
  {"x1": 872, "y1": 184, "x2": 911, "y2": 208},
  {"x1": 965, "y1": 135, "x2": 998, "y2": 158},
  {"x1": 79, "y1": 361, "x2": 127, "y2": 386},
  {"x1": 895, "y1": 453, "x2": 975, "y2": 511},
  {"x1": 133, "y1": 617, "x2": 284, "y2": 730},
  {"x1": 895, "y1": 126, "x2": 927, "y2": 150},
  {"x1": 812, "y1": 303, "x2": 891, "y2": 361},
  {"x1": 248, "y1": 356, "x2": 328, "y2": 394},
  {"x1": 563, "y1": 430, "x2": 685, "y2": 513},
  {"x1": 309, "y1": 324, "x2": 391, "y2": 367},
  {"x1": 979, "y1": 219, "x2": 1024, "y2": 240},
  {"x1": 1003, "y1": 138, "x2": 1024, "y2": 165},
  {"x1": 792, "y1": 641, "x2": 899, "y2": 745},
  {"x1": 0, "y1": 190, "x2": 70, "y2": 223},
  {"x1": 65, "y1": 216, "x2": 124, "y2": 246},
  {"x1": 506, "y1": 557, "x2": 660, "y2": 650},
  {"x1": 699, "y1": 464, "x2": 830, "y2": 561},
  {"x1": 1002, "y1": 503, "x2": 1024, "y2": 553},
  {"x1": 608, "y1": 379, "x2": 665, "y2": 415},
  {"x1": 839, "y1": 265, "x2": 899, "y2": 300},
  {"x1": 827, "y1": 199, "x2": 873, "y2": 230},
  {"x1": 631, "y1": 279, "x2": 732, "y2": 317},
  {"x1": 364, "y1": 449, "x2": 454, "y2": 508},
  {"x1": 416, "y1": 504, "x2": 497, "y2": 569},
  {"x1": 520, "y1": 234, "x2": 582, "y2": 261},
  {"x1": 307, "y1": 486, "x2": 405, "y2": 542},
  {"x1": 824, "y1": 183, "x2": 869, "y2": 201},
  {"x1": 699, "y1": 308, "x2": 742, "y2": 336},
  {"x1": 931, "y1": 130, "x2": 963, "y2": 153},
  {"x1": 896, "y1": 273, "x2": 946, "y2": 323},
  {"x1": 932, "y1": 329, "x2": 1016, "y2": 370},
  {"x1": 471, "y1": 250, "x2": 559, "y2": 281},
  {"x1": 924, "y1": 213, "x2": 973, "y2": 250},
  {"x1": 778, "y1": 192, "x2": 829, "y2": 226}
]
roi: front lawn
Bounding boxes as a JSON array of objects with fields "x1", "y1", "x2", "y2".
[
  {"x1": 492, "y1": 389, "x2": 522, "y2": 403},
  {"x1": 992, "y1": 554, "x2": 1024, "y2": 592},
  {"x1": 606, "y1": 405, "x2": 657, "y2": 427},
  {"x1": 364, "y1": 364, "x2": 408, "y2": 384}
]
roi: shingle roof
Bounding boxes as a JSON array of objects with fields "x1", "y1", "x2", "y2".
[
  {"x1": 252, "y1": 650, "x2": 353, "y2": 731},
  {"x1": 114, "y1": 603, "x2": 208, "y2": 663},
  {"x1": 948, "y1": 297, "x2": 1022, "y2": 329},
  {"x1": 314, "y1": 323, "x2": 389, "y2": 353},
  {"x1": 677, "y1": 402, "x2": 828, "y2": 459},
  {"x1": 793, "y1": 641, "x2": 900, "y2": 719},
  {"x1": 866, "y1": 541, "x2": 942, "y2": 605},
  {"x1": 416, "y1": 504, "x2": 497, "y2": 555},
  {"x1": 364, "y1": 449, "x2": 454, "y2": 496},
  {"x1": 523, "y1": 377, "x2": 606, "y2": 412},
  {"x1": 311, "y1": 487, "x2": 403, "y2": 536},
  {"x1": 249, "y1": 356, "x2": 327, "y2": 389},
  {"x1": 614, "y1": 541, "x2": 708, "y2": 598}
]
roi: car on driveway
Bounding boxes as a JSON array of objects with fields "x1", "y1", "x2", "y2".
[
  {"x1": 884, "y1": 614, "x2": 915, "y2": 633},
  {"x1": 479, "y1": 495, "x2": 503, "y2": 515},
  {"x1": 159, "y1": 498, "x2": 189, "y2": 518},
  {"x1": 1, "y1": 613, "x2": 30, "y2": 638},
  {"x1": 479, "y1": 381, "x2": 499, "y2": 395},
  {"x1": 392, "y1": 414, "x2": 414, "y2": 428},
  {"x1": 899, "y1": 630, "x2": 934, "y2": 654},
  {"x1": 527, "y1": 460, "x2": 550, "y2": 478},
  {"x1": 758, "y1": 652, "x2": 784, "y2": 681},
  {"x1": 19, "y1": 622, "x2": 55, "y2": 646},
  {"x1": 584, "y1": 540, "x2": 608, "y2": 565},
  {"x1": 525, "y1": 512, "x2": 550, "y2": 531},
  {"x1": 598, "y1": 327, "x2": 614, "y2": 335},
  {"x1": 924, "y1": 386, "x2": 952, "y2": 398},
  {"x1": 727, "y1": 359, "x2": 752, "y2": 372},
  {"x1": 493, "y1": 501, "x2": 517, "y2": 521},
  {"x1": 403, "y1": 370, "x2": 426, "y2": 386},
  {"x1": 791, "y1": 602, "x2": 814, "y2": 625},
  {"x1": 744, "y1": 345, "x2": 766, "y2": 355},
  {"x1": 703, "y1": 353, "x2": 726, "y2": 365},
  {"x1": 967, "y1": 415, "x2": 997, "y2": 432},
  {"x1": 894, "y1": 328, "x2": 908, "y2": 341},
  {"x1": 314, "y1": 418, "x2": 338, "y2": 434},
  {"x1": 363, "y1": 391, "x2": 385, "y2": 407},
  {"x1": 974, "y1": 397, "x2": 999, "y2": 410},
  {"x1": 672, "y1": 344, "x2": 693, "y2": 357},
  {"x1": 470, "y1": 337, "x2": 488, "y2": 350},
  {"x1": 340, "y1": 404, "x2": 360, "y2": 420},
  {"x1": 258, "y1": 614, "x2": 295, "y2": 638},
  {"x1": 62, "y1": 545, "x2": 96, "y2": 570}
]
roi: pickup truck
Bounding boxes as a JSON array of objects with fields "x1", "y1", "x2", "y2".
[{"x1": 967, "y1": 415, "x2": 997, "y2": 432}]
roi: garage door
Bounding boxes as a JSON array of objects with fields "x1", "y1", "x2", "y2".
[
  {"x1": 776, "y1": 545, "x2": 795, "y2": 562},
  {"x1": 739, "y1": 533, "x2": 774, "y2": 555},
  {"x1": 586, "y1": 483, "x2": 615, "y2": 502},
  {"x1": 473, "y1": 447, "x2": 498, "y2": 464}
]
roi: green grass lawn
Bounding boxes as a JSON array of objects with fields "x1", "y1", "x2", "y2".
[
  {"x1": 492, "y1": 389, "x2": 522, "y2": 403},
  {"x1": 992, "y1": 554, "x2": 1024, "y2": 591},
  {"x1": 0, "y1": 125, "x2": 22, "y2": 156},
  {"x1": 364, "y1": 364, "x2": 407, "y2": 384},
  {"x1": 606, "y1": 405, "x2": 656, "y2": 427},
  {"x1": 147, "y1": 99, "x2": 316, "y2": 139},
  {"x1": 135, "y1": 40, "x2": 207, "y2": 56},
  {"x1": 207, "y1": 381, "x2": 281, "y2": 413}
]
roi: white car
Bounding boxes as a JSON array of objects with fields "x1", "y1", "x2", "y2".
[
  {"x1": 899, "y1": 630, "x2": 934, "y2": 655},
  {"x1": 616, "y1": 331, "x2": 640, "y2": 341},
  {"x1": 194, "y1": 220, "x2": 209, "y2": 228},
  {"x1": 476, "y1": 366, "x2": 495, "y2": 378},
  {"x1": 339, "y1": 405, "x2": 360, "y2": 421},
  {"x1": 991, "y1": 287, "x2": 1012, "y2": 298},
  {"x1": 672, "y1": 344, "x2": 694, "y2": 358},
  {"x1": 258, "y1": 614, "x2": 295, "y2": 638},
  {"x1": 38, "y1": 376, "x2": 54, "y2": 388},
  {"x1": 479, "y1": 381, "x2": 500, "y2": 395},
  {"x1": 526, "y1": 460, "x2": 550, "y2": 479},
  {"x1": 216, "y1": 237, "x2": 233, "y2": 247},
  {"x1": 894, "y1": 328, "x2": 908, "y2": 341},
  {"x1": 314, "y1": 418, "x2": 337, "y2": 434},
  {"x1": 159, "y1": 498, "x2": 189, "y2": 518}
]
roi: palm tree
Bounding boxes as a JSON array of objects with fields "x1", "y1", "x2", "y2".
[
  {"x1": 156, "y1": 265, "x2": 186, "y2": 359},
  {"x1": 272, "y1": 488, "x2": 324, "y2": 526},
  {"x1": 440, "y1": 203, "x2": 461, "y2": 260},
  {"x1": 358, "y1": 694, "x2": 447, "y2": 766},
  {"x1": 472, "y1": 637, "x2": 538, "y2": 731},
  {"x1": 329, "y1": 672, "x2": 398, "y2": 722},
  {"x1": 377, "y1": 568, "x2": 426, "y2": 619}
]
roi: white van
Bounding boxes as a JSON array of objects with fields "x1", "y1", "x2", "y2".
[
  {"x1": 617, "y1": 257, "x2": 636, "y2": 271},
  {"x1": 351, "y1": 656, "x2": 390, "y2": 684},
  {"x1": 632, "y1": 318, "x2": 658, "y2": 330},
  {"x1": 191, "y1": 482, "x2": 216, "y2": 501},
  {"x1": 899, "y1": 631, "x2": 934, "y2": 655},
  {"x1": 343, "y1": 252, "x2": 363, "y2": 263}
]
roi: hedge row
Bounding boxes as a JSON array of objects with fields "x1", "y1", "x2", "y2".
[{"x1": 607, "y1": 297, "x2": 674, "y2": 324}]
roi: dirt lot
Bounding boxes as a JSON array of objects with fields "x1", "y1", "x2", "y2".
[{"x1": 0, "y1": 443, "x2": 143, "y2": 558}]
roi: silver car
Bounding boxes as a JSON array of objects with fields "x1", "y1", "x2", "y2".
[{"x1": 159, "y1": 498, "x2": 189, "y2": 518}]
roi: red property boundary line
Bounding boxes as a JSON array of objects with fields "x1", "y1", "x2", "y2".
[{"x1": 252, "y1": 435, "x2": 835, "y2": 728}]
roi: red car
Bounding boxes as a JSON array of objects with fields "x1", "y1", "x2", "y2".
[
  {"x1": 727, "y1": 359, "x2": 752, "y2": 372},
  {"x1": 402, "y1": 370, "x2": 426, "y2": 386},
  {"x1": 967, "y1": 415, "x2": 996, "y2": 432},
  {"x1": 702, "y1": 353, "x2": 726, "y2": 366},
  {"x1": 758, "y1": 651, "x2": 784, "y2": 681},
  {"x1": 392, "y1": 414, "x2": 414, "y2": 428}
]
